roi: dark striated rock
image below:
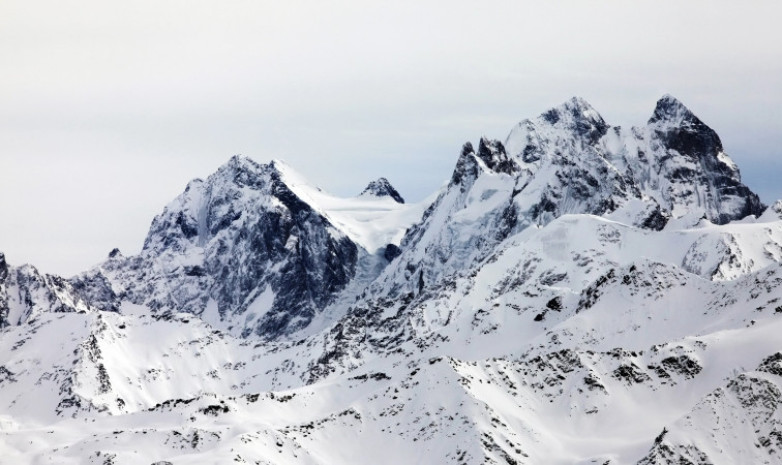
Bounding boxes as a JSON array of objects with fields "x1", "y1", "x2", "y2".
[
  {"x1": 542, "y1": 97, "x2": 609, "y2": 145},
  {"x1": 758, "y1": 353, "x2": 782, "y2": 377},
  {"x1": 92, "y1": 156, "x2": 360, "y2": 340},
  {"x1": 661, "y1": 355, "x2": 702, "y2": 379},
  {"x1": 476, "y1": 137, "x2": 518, "y2": 175},
  {"x1": 649, "y1": 95, "x2": 765, "y2": 224},
  {"x1": 640, "y1": 204, "x2": 670, "y2": 231},
  {"x1": 0, "y1": 263, "x2": 105, "y2": 327},
  {"x1": 361, "y1": 178, "x2": 405, "y2": 204},
  {"x1": 612, "y1": 363, "x2": 651, "y2": 385},
  {"x1": 69, "y1": 271, "x2": 120, "y2": 313},
  {"x1": 384, "y1": 244, "x2": 402, "y2": 262},
  {"x1": 450, "y1": 142, "x2": 480, "y2": 189},
  {"x1": 0, "y1": 252, "x2": 7, "y2": 281}
]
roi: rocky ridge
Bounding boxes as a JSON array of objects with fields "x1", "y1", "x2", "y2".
[{"x1": 0, "y1": 95, "x2": 780, "y2": 464}]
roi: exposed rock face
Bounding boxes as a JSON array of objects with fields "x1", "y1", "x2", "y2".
[
  {"x1": 360, "y1": 177, "x2": 405, "y2": 203},
  {"x1": 378, "y1": 95, "x2": 764, "y2": 299},
  {"x1": 0, "y1": 252, "x2": 7, "y2": 281},
  {"x1": 83, "y1": 156, "x2": 359, "y2": 339},
  {"x1": 647, "y1": 95, "x2": 765, "y2": 224},
  {"x1": 505, "y1": 94, "x2": 763, "y2": 228},
  {"x1": 2, "y1": 95, "x2": 780, "y2": 464},
  {"x1": 0, "y1": 260, "x2": 100, "y2": 328},
  {"x1": 3, "y1": 96, "x2": 767, "y2": 340},
  {"x1": 475, "y1": 137, "x2": 519, "y2": 176}
]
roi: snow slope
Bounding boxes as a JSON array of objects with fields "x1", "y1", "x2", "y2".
[
  {"x1": 275, "y1": 161, "x2": 430, "y2": 255},
  {"x1": 1, "y1": 95, "x2": 781, "y2": 464}
]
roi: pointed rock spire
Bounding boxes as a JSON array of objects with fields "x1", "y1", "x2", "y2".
[
  {"x1": 0, "y1": 252, "x2": 7, "y2": 280},
  {"x1": 646, "y1": 94, "x2": 765, "y2": 223},
  {"x1": 648, "y1": 94, "x2": 698, "y2": 126},
  {"x1": 360, "y1": 178, "x2": 405, "y2": 203},
  {"x1": 449, "y1": 142, "x2": 479, "y2": 189}
]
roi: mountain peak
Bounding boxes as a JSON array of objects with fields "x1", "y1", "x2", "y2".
[
  {"x1": 216, "y1": 154, "x2": 266, "y2": 182},
  {"x1": 360, "y1": 178, "x2": 405, "y2": 203},
  {"x1": 648, "y1": 94, "x2": 698, "y2": 125},
  {"x1": 566, "y1": 96, "x2": 596, "y2": 112},
  {"x1": 542, "y1": 97, "x2": 601, "y2": 122},
  {"x1": 539, "y1": 97, "x2": 608, "y2": 144},
  {"x1": 225, "y1": 153, "x2": 258, "y2": 170},
  {"x1": 213, "y1": 155, "x2": 305, "y2": 192}
]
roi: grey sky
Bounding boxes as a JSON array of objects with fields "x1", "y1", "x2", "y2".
[{"x1": 2, "y1": 0, "x2": 781, "y2": 276}]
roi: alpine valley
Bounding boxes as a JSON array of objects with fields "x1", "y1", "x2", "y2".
[{"x1": 4, "y1": 95, "x2": 782, "y2": 465}]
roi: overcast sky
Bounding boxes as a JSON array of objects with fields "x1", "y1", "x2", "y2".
[{"x1": 2, "y1": 0, "x2": 781, "y2": 276}]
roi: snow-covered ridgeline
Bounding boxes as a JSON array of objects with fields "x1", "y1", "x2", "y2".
[{"x1": 2, "y1": 95, "x2": 782, "y2": 464}]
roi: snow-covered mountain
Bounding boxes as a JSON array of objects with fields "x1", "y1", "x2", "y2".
[
  {"x1": 65, "y1": 157, "x2": 427, "y2": 340},
  {"x1": 2, "y1": 95, "x2": 781, "y2": 464},
  {"x1": 360, "y1": 177, "x2": 406, "y2": 204}
]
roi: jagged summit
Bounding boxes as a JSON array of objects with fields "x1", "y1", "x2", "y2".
[
  {"x1": 220, "y1": 153, "x2": 264, "y2": 174},
  {"x1": 542, "y1": 96, "x2": 602, "y2": 121},
  {"x1": 360, "y1": 177, "x2": 404, "y2": 203},
  {"x1": 108, "y1": 154, "x2": 362, "y2": 339},
  {"x1": 539, "y1": 96, "x2": 609, "y2": 144},
  {"x1": 210, "y1": 156, "x2": 303, "y2": 189},
  {"x1": 209, "y1": 154, "x2": 284, "y2": 190},
  {"x1": 540, "y1": 94, "x2": 696, "y2": 128},
  {"x1": 648, "y1": 94, "x2": 698, "y2": 125},
  {"x1": 4, "y1": 96, "x2": 782, "y2": 464},
  {"x1": 502, "y1": 94, "x2": 765, "y2": 226},
  {"x1": 68, "y1": 154, "x2": 426, "y2": 341},
  {"x1": 449, "y1": 137, "x2": 519, "y2": 192}
]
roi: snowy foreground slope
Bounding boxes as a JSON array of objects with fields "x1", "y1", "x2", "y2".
[{"x1": 3, "y1": 96, "x2": 782, "y2": 464}]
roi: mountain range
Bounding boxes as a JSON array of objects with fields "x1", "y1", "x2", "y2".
[{"x1": 2, "y1": 95, "x2": 781, "y2": 464}]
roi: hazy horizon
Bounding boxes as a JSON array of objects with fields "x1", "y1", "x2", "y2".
[{"x1": 2, "y1": 1, "x2": 781, "y2": 276}]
